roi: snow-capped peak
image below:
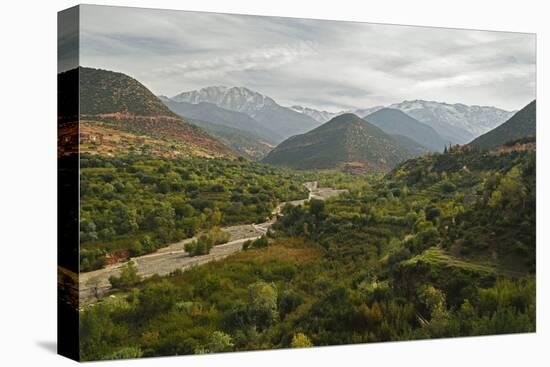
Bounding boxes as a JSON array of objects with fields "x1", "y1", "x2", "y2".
[
  {"x1": 389, "y1": 100, "x2": 515, "y2": 138},
  {"x1": 290, "y1": 105, "x2": 337, "y2": 123},
  {"x1": 171, "y1": 86, "x2": 277, "y2": 116}
]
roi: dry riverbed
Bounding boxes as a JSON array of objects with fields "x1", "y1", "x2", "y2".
[{"x1": 79, "y1": 182, "x2": 347, "y2": 305}]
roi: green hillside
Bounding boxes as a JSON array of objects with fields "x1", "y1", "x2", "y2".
[
  {"x1": 469, "y1": 100, "x2": 536, "y2": 150},
  {"x1": 263, "y1": 113, "x2": 413, "y2": 172}
]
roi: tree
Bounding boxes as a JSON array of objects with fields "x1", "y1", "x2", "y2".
[
  {"x1": 488, "y1": 167, "x2": 527, "y2": 211},
  {"x1": 418, "y1": 285, "x2": 451, "y2": 337},
  {"x1": 441, "y1": 181, "x2": 456, "y2": 193},
  {"x1": 144, "y1": 202, "x2": 175, "y2": 230},
  {"x1": 80, "y1": 304, "x2": 129, "y2": 361},
  {"x1": 111, "y1": 201, "x2": 138, "y2": 234},
  {"x1": 291, "y1": 333, "x2": 313, "y2": 348},
  {"x1": 137, "y1": 281, "x2": 178, "y2": 317},
  {"x1": 278, "y1": 290, "x2": 304, "y2": 319},
  {"x1": 206, "y1": 331, "x2": 234, "y2": 353},
  {"x1": 309, "y1": 199, "x2": 325, "y2": 218},
  {"x1": 247, "y1": 281, "x2": 279, "y2": 331},
  {"x1": 107, "y1": 346, "x2": 143, "y2": 360},
  {"x1": 108, "y1": 262, "x2": 141, "y2": 290},
  {"x1": 425, "y1": 206, "x2": 441, "y2": 221},
  {"x1": 248, "y1": 235, "x2": 268, "y2": 249},
  {"x1": 128, "y1": 240, "x2": 144, "y2": 257}
]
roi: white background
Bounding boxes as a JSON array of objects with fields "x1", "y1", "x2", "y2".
[{"x1": 0, "y1": 0, "x2": 548, "y2": 365}]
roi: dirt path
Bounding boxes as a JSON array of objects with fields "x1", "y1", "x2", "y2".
[{"x1": 79, "y1": 181, "x2": 347, "y2": 305}]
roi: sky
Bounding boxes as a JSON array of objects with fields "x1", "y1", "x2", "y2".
[{"x1": 74, "y1": 4, "x2": 536, "y2": 112}]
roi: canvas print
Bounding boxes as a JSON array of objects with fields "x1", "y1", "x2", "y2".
[{"x1": 57, "y1": 4, "x2": 536, "y2": 362}]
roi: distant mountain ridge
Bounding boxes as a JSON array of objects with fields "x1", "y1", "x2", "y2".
[
  {"x1": 289, "y1": 105, "x2": 384, "y2": 124},
  {"x1": 169, "y1": 85, "x2": 516, "y2": 149},
  {"x1": 469, "y1": 100, "x2": 536, "y2": 150},
  {"x1": 172, "y1": 86, "x2": 277, "y2": 115},
  {"x1": 288, "y1": 100, "x2": 513, "y2": 145},
  {"x1": 389, "y1": 100, "x2": 515, "y2": 144},
  {"x1": 160, "y1": 97, "x2": 282, "y2": 143},
  {"x1": 352, "y1": 106, "x2": 385, "y2": 118},
  {"x1": 263, "y1": 113, "x2": 414, "y2": 172},
  {"x1": 183, "y1": 117, "x2": 274, "y2": 160},
  {"x1": 159, "y1": 96, "x2": 275, "y2": 160},
  {"x1": 172, "y1": 86, "x2": 320, "y2": 140},
  {"x1": 365, "y1": 108, "x2": 447, "y2": 151},
  {"x1": 290, "y1": 105, "x2": 337, "y2": 124}
]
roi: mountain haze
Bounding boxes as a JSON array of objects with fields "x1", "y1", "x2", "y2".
[
  {"x1": 182, "y1": 117, "x2": 274, "y2": 160},
  {"x1": 160, "y1": 97, "x2": 281, "y2": 143}
]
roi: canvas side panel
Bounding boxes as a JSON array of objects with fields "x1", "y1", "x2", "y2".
[{"x1": 57, "y1": 5, "x2": 80, "y2": 362}]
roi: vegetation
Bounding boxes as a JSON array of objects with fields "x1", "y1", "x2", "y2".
[
  {"x1": 242, "y1": 235, "x2": 269, "y2": 251},
  {"x1": 79, "y1": 146, "x2": 535, "y2": 360},
  {"x1": 184, "y1": 227, "x2": 230, "y2": 257},
  {"x1": 79, "y1": 153, "x2": 310, "y2": 271},
  {"x1": 108, "y1": 262, "x2": 141, "y2": 290}
]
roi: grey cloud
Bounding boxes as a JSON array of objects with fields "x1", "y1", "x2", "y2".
[{"x1": 78, "y1": 4, "x2": 535, "y2": 111}]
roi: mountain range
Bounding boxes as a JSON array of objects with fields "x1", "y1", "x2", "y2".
[
  {"x1": 171, "y1": 86, "x2": 320, "y2": 140},
  {"x1": 262, "y1": 113, "x2": 414, "y2": 172},
  {"x1": 388, "y1": 100, "x2": 515, "y2": 144},
  {"x1": 71, "y1": 66, "x2": 530, "y2": 169},
  {"x1": 159, "y1": 97, "x2": 281, "y2": 143},
  {"x1": 288, "y1": 100, "x2": 514, "y2": 145},
  {"x1": 290, "y1": 105, "x2": 337, "y2": 124},
  {"x1": 469, "y1": 100, "x2": 536, "y2": 150},
  {"x1": 168, "y1": 85, "x2": 515, "y2": 150}
]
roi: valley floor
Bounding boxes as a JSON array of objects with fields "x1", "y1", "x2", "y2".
[{"x1": 79, "y1": 182, "x2": 346, "y2": 305}]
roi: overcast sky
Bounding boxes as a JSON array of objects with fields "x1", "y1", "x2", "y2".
[{"x1": 77, "y1": 5, "x2": 536, "y2": 112}]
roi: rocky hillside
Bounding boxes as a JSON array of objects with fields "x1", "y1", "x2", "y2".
[
  {"x1": 365, "y1": 108, "x2": 446, "y2": 151},
  {"x1": 469, "y1": 100, "x2": 536, "y2": 150},
  {"x1": 75, "y1": 67, "x2": 233, "y2": 158},
  {"x1": 263, "y1": 113, "x2": 413, "y2": 172}
]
